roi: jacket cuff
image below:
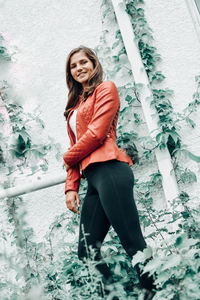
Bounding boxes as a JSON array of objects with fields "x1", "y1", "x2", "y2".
[
  {"x1": 65, "y1": 180, "x2": 80, "y2": 194},
  {"x1": 64, "y1": 164, "x2": 81, "y2": 194}
]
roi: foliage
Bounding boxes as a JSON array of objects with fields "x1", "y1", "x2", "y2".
[
  {"x1": 0, "y1": 33, "x2": 63, "y2": 299},
  {"x1": 133, "y1": 192, "x2": 200, "y2": 300},
  {"x1": 0, "y1": 81, "x2": 61, "y2": 177},
  {"x1": 0, "y1": 34, "x2": 11, "y2": 62},
  {"x1": 1, "y1": 1, "x2": 200, "y2": 300},
  {"x1": 124, "y1": 0, "x2": 200, "y2": 162},
  {"x1": 97, "y1": 0, "x2": 200, "y2": 299}
]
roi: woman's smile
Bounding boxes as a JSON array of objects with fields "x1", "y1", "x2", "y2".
[{"x1": 77, "y1": 72, "x2": 86, "y2": 77}]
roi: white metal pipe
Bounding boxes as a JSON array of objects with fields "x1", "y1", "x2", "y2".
[
  {"x1": 185, "y1": 0, "x2": 200, "y2": 44},
  {"x1": 111, "y1": 0, "x2": 179, "y2": 204},
  {"x1": 0, "y1": 173, "x2": 66, "y2": 199}
]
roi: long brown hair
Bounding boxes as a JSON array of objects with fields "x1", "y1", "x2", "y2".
[{"x1": 64, "y1": 46, "x2": 103, "y2": 120}]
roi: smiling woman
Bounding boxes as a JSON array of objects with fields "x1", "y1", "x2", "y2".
[
  {"x1": 64, "y1": 46, "x2": 103, "y2": 120},
  {"x1": 70, "y1": 52, "x2": 94, "y2": 88},
  {"x1": 63, "y1": 46, "x2": 156, "y2": 299}
]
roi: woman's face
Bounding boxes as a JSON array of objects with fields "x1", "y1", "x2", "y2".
[{"x1": 70, "y1": 51, "x2": 94, "y2": 88}]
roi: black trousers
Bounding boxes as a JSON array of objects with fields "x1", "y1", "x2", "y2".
[{"x1": 78, "y1": 160, "x2": 154, "y2": 291}]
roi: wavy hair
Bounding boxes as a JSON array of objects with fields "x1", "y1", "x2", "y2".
[{"x1": 64, "y1": 46, "x2": 103, "y2": 120}]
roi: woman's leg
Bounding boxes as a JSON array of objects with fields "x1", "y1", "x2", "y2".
[
  {"x1": 90, "y1": 161, "x2": 146, "y2": 255},
  {"x1": 88, "y1": 160, "x2": 154, "y2": 291},
  {"x1": 78, "y1": 180, "x2": 113, "y2": 283}
]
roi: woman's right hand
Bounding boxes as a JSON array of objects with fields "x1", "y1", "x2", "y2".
[{"x1": 65, "y1": 191, "x2": 80, "y2": 214}]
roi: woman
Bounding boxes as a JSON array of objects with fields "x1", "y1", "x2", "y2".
[{"x1": 63, "y1": 46, "x2": 155, "y2": 299}]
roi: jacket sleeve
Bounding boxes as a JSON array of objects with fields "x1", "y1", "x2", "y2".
[
  {"x1": 63, "y1": 81, "x2": 120, "y2": 167},
  {"x1": 65, "y1": 164, "x2": 81, "y2": 193}
]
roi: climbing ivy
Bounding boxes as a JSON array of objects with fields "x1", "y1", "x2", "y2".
[
  {"x1": 96, "y1": 0, "x2": 200, "y2": 299},
  {"x1": 0, "y1": 33, "x2": 63, "y2": 299},
  {"x1": 1, "y1": 1, "x2": 200, "y2": 299},
  {"x1": 124, "y1": 0, "x2": 200, "y2": 161},
  {"x1": 0, "y1": 34, "x2": 11, "y2": 62}
]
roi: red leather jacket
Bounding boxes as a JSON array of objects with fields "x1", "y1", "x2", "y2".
[{"x1": 63, "y1": 81, "x2": 133, "y2": 193}]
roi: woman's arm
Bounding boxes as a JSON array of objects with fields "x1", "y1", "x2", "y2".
[
  {"x1": 63, "y1": 81, "x2": 120, "y2": 167},
  {"x1": 65, "y1": 164, "x2": 81, "y2": 193},
  {"x1": 64, "y1": 164, "x2": 81, "y2": 214}
]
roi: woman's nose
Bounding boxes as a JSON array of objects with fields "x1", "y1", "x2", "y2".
[{"x1": 77, "y1": 64, "x2": 83, "y2": 71}]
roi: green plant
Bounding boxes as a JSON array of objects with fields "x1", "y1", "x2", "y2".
[
  {"x1": 1, "y1": 1, "x2": 200, "y2": 299},
  {"x1": 96, "y1": 1, "x2": 200, "y2": 299},
  {"x1": 0, "y1": 33, "x2": 62, "y2": 300}
]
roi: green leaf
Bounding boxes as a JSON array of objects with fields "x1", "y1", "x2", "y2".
[
  {"x1": 185, "y1": 117, "x2": 196, "y2": 128},
  {"x1": 174, "y1": 236, "x2": 182, "y2": 247},
  {"x1": 161, "y1": 254, "x2": 181, "y2": 271},
  {"x1": 169, "y1": 131, "x2": 180, "y2": 144},
  {"x1": 177, "y1": 235, "x2": 198, "y2": 249},
  {"x1": 156, "y1": 132, "x2": 162, "y2": 142},
  {"x1": 125, "y1": 95, "x2": 134, "y2": 104},
  {"x1": 195, "y1": 75, "x2": 200, "y2": 83},
  {"x1": 131, "y1": 247, "x2": 152, "y2": 267},
  {"x1": 181, "y1": 211, "x2": 189, "y2": 219},
  {"x1": 112, "y1": 40, "x2": 120, "y2": 49},
  {"x1": 131, "y1": 251, "x2": 145, "y2": 267},
  {"x1": 187, "y1": 151, "x2": 200, "y2": 163},
  {"x1": 142, "y1": 256, "x2": 162, "y2": 274},
  {"x1": 154, "y1": 271, "x2": 170, "y2": 284}
]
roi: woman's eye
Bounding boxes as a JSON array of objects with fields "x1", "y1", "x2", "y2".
[{"x1": 81, "y1": 60, "x2": 87, "y2": 64}]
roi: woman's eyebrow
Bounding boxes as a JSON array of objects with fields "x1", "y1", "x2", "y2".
[
  {"x1": 70, "y1": 62, "x2": 76, "y2": 67},
  {"x1": 71, "y1": 59, "x2": 87, "y2": 66}
]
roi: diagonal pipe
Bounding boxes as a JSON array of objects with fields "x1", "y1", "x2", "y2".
[{"x1": 111, "y1": 0, "x2": 179, "y2": 205}]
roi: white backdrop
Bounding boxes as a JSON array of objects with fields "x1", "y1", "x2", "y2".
[{"x1": 1, "y1": 0, "x2": 200, "y2": 240}]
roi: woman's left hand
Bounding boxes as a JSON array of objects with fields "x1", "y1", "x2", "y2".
[{"x1": 64, "y1": 161, "x2": 70, "y2": 171}]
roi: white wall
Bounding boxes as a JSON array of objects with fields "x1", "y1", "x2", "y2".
[
  {"x1": 145, "y1": 0, "x2": 200, "y2": 202},
  {"x1": 0, "y1": 0, "x2": 102, "y2": 239},
  {"x1": 1, "y1": 0, "x2": 200, "y2": 240}
]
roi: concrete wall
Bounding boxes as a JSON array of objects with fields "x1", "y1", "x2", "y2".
[
  {"x1": 1, "y1": 0, "x2": 200, "y2": 241},
  {"x1": 0, "y1": 0, "x2": 103, "y2": 239},
  {"x1": 145, "y1": 0, "x2": 200, "y2": 202}
]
